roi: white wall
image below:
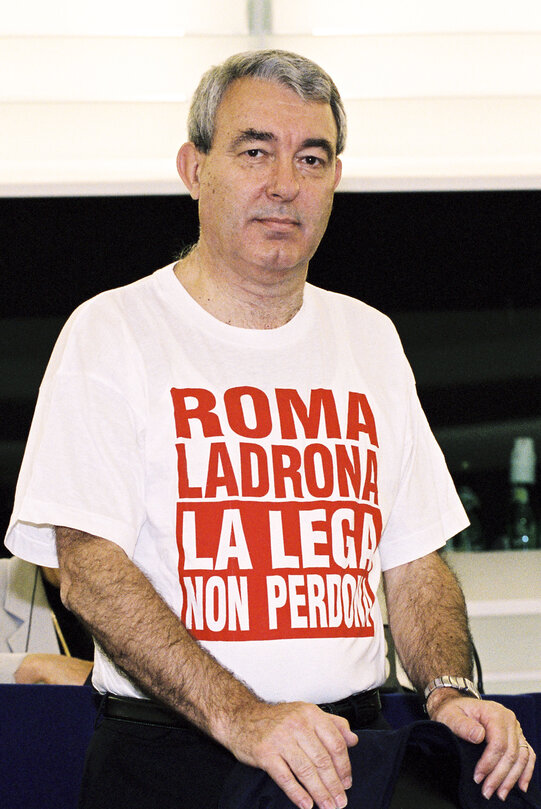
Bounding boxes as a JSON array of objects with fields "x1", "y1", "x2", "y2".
[
  {"x1": 446, "y1": 551, "x2": 541, "y2": 694},
  {"x1": 1, "y1": 0, "x2": 541, "y2": 195},
  {"x1": 379, "y1": 550, "x2": 541, "y2": 695}
]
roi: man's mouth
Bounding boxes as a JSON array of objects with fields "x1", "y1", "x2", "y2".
[{"x1": 256, "y1": 217, "x2": 300, "y2": 232}]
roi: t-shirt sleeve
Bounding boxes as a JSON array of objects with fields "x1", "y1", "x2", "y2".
[
  {"x1": 378, "y1": 376, "x2": 469, "y2": 571},
  {"x1": 5, "y1": 303, "x2": 147, "y2": 566}
]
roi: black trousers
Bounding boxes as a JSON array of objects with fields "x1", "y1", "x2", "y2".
[{"x1": 77, "y1": 713, "x2": 460, "y2": 809}]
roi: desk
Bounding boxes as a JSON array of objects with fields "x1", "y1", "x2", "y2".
[{"x1": 1, "y1": 685, "x2": 539, "y2": 809}]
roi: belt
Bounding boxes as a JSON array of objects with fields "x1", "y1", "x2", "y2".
[
  {"x1": 318, "y1": 688, "x2": 381, "y2": 727},
  {"x1": 102, "y1": 688, "x2": 381, "y2": 730}
]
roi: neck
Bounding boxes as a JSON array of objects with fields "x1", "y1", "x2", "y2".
[{"x1": 174, "y1": 244, "x2": 306, "y2": 329}]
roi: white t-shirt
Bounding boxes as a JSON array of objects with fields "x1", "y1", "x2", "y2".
[{"x1": 5, "y1": 265, "x2": 467, "y2": 703}]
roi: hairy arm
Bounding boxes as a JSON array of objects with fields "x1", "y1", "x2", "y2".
[
  {"x1": 383, "y1": 551, "x2": 536, "y2": 800},
  {"x1": 56, "y1": 527, "x2": 254, "y2": 734},
  {"x1": 383, "y1": 550, "x2": 473, "y2": 694},
  {"x1": 56, "y1": 527, "x2": 357, "y2": 809}
]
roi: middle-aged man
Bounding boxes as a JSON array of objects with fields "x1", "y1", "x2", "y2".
[{"x1": 5, "y1": 50, "x2": 538, "y2": 809}]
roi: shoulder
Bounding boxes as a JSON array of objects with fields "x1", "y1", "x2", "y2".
[
  {"x1": 0, "y1": 558, "x2": 8, "y2": 598},
  {"x1": 307, "y1": 283, "x2": 398, "y2": 329},
  {"x1": 0, "y1": 556, "x2": 32, "y2": 578},
  {"x1": 61, "y1": 266, "x2": 162, "y2": 340},
  {"x1": 306, "y1": 283, "x2": 407, "y2": 356},
  {"x1": 0, "y1": 557, "x2": 38, "y2": 598},
  {"x1": 45, "y1": 266, "x2": 173, "y2": 381}
]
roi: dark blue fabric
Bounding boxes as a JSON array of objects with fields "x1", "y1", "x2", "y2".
[
  {"x1": 220, "y1": 721, "x2": 541, "y2": 809},
  {"x1": 1, "y1": 687, "x2": 540, "y2": 809},
  {"x1": 381, "y1": 692, "x2": 541, "y2": 793},
  {"x1": 0, "y1": 684, "x2": 96, "y2": 809}
]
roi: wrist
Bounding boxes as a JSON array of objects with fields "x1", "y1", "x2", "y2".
[
  {"x1": 16, "y1": 653, "x2": 49, "y2": 684},
  {"x1": 207, "y1": 686, "x2": 265, "y2": 744},
  {"x1": 425, "y1": 686, "x2": 462, "y2": 717},
  {"x1": 423, "y1": 675, "x2": 481, "y2": 717}
]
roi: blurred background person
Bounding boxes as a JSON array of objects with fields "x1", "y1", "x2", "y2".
[{"x1": 0, "y1": 556, "x2": 93, "y2": 684}]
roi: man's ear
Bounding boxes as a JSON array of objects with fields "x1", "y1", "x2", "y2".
[
  {"x1": 333, "y1": 157, "x2": 343, "y2": 191},
  {"x1": 177, "y1": 142, "x2": 204, "y2": 200}
]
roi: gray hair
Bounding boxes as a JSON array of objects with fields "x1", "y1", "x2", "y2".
[{"x1": 188, "y1": 49, "x2": 347, "y2": 156}]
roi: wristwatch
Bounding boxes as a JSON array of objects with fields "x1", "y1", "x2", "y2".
[{"x1": 424, "y1": 675, "x2": 482, "y2": 704}]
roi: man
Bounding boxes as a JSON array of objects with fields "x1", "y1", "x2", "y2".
[
  {"x1": 0, "y1": 557, "x2": 93, "y2": 683},
  {"x1": 5, "y1": 50, "x2": 537, "y2": 809}
]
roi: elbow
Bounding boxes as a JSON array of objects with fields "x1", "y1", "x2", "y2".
[
  {"x1": 55, "y1": 525, "x2": 84, "y2": 612},
  {"x1": 57, "y1": 564, "x2": 78, "y2": 612}
]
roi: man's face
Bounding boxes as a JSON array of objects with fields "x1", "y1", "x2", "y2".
[{"x1": 187, "y1": 77, "x2": 342, "y2": 278}]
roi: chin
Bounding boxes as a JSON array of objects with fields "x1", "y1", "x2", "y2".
[
  {"x1": 250, "y1": 244, "x2": 309, "y2": 274},
  {"x1": 255, "y1": 257, "x2": 304, "y2": 276}
]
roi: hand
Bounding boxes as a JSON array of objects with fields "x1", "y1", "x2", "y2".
[
  {"x1": 223, "y1": 700, "x2": 358, "y2": 809},
  {"x1": 15, "y1": 654, "x2": 93, "y2": 685},
  {"x1": 427, "y1": 690, "x2": 536, "y2": 801}
]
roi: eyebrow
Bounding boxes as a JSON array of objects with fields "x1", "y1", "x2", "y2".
[
  {"x1": 230, "y1": 129, "x2": 335, "y2": 161},
  {"x1": 230, "y1": 129, "x2": 276, "y2": 150},
  {"x1": 300, "y1": 138, "x2": 335, "y2": 162}
]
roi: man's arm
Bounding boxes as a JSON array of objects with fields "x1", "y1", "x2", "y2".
[
  {"x1": 383, "y1": 551, "x2": 536, "y2": 801},
  {"x1": 56, "y1": 527, "x2": 357, "y2": 809},
  {"x1": 14, "y1": 654, "x2": 93, "y2": 684}
]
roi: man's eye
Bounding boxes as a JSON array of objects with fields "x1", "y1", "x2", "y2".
[
  {"x1": 245, "y1": 149, "x2": 263, "y2": 158},
  {"x1": 302, "y1": 155, "x2": 323, "y2": 166}
]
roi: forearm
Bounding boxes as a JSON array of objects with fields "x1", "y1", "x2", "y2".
[
  {"x1": 56, "y1": 528, "x2": 363, "y2": 809},
  {"x1": 55, "y1": 527, "x2": 261, "y2": 740},
  {"x1": 383, "y1": 550, "x2": 473, "y2": 697},
  {"x1": 15, "y1": 654, "x2": 93, "y2": 685}
]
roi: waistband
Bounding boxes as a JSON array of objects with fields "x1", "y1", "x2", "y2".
[{"x1": 101, "y1": 688, "x2": 382, "y2": 731}]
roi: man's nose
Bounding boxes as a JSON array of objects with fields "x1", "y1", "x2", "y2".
[{"x1": 266, "y1": 157, "x2": 300, "y2": 201}]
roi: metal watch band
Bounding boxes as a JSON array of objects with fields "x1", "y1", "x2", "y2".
[{"x1": 424, "y1": 675, "x2": 482, "y2": 702}]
